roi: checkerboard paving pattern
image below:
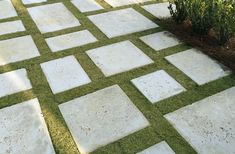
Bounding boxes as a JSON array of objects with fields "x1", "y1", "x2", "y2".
[{"x1": 0, "y1": 0, "x2": 234, "y2": 154}]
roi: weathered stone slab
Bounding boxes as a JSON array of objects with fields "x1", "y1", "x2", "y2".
[
  {"x1": 71, "y1": 0, "x2": 103, "y2": 12},
  {"x1": 140, "y1": 31, "x2": 181, "y2": 51},
  {"x1": 142, "y1": 2, "x2": 175, "y2": 19},
  {"x1": 86, "y1": 41, "x2": 153, "y2": 76},
  {"x1": 59, "y1": 85, "x2": 149, "y2": 154},
  {"x1": 164, "y1": 87, "x2": 235, "y2": 154},
  {"x1": 165, "y1": 48, "x2": 231, "y2": 85},
  {"x1": 0, "y1": 98, "x2": 55, "y2": 154},
  {"x1": 0, "y1": 20, "x2": 25, "y2": 36},
  {"x1": 40, "y1": 56, "x2": 91, "y2": 94},
  {"x1": 27, "y1": 3, "x2": 80, "y2": 33},
  {"x1": 46, "y1": 30, "x2": 97, "y2": 52},
  {"x1": 0, "y1": 69, "x2": 32, "y2": 98},
  {"x1": 22, "y1": 0, "x2": 47, "y2": 5},
  {"x1": 137, "y1": 141, "x2": 175, "y2": 154},
  {"x1": 131, "y1": 70, "x2": 186, "y2": 103},
  {"x1": 0, "y1": 0, "x2": 17, "y2": 20},
  {"x1": 104, "y1": 0, "x2": 151, "y2": 7},
  {"x1": 0, "y1": 35, "x2": 40, "y2": 66},
  {"x1": 88, "y1": 8, "x2": 158, "y2": 38}
]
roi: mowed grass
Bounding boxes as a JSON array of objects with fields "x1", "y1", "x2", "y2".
[{"x1": 0, "y1": 0, "x2": 234, "y2": 154}]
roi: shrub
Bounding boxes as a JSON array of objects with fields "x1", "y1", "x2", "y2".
[
  {"x1": 169, "y1": 0, "x2": 235, "y2": 44},
  {"x1": 168, "y1": 0, "x2": 189, "y2": 23},
  {"x1": 214, "y1": 0, "x2": 235, "y2": 44},
  {"x1": 188, "y1": 0, "x2": 217, "y2": 34}
]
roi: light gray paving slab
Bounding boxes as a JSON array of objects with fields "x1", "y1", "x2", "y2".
[
  {"x1": 0, "y1": 20, "x2": 25, "y2": 36},
  {"x1": 41, "y1": 55, "x2": 91, "y2": 94},
  {"x1": 137, "y1": 141, "x2": 175, "y2": 154},
  {"x1": 0, "y1": 0, "x2": 17, "y2": 20},
  {"x1": 0, "y1": 35, "x2": 40, "y2": 66},
  {"x1": 104, "y1": 0, "x2": 151, "y2": 7},
  {"x1": 27, "y1": 3, "x2": 80, "y2": 33},
  {"x1": 0, "y1": 98, "x2": 55, "y2": 154},
  {"x1": 140, "y1": 31, "x2": 181, "y2": 51},
  {"x1": 46, "y1": 30, "x2": 97, "y2": 52},
  {"x1": 59, "y1": 85, "x2": 149, "y2": 154},
  {"x1": 142, "y1": 2, "x2": 175, "y2": 19},
  {"x1": 71, "y1": 0, "x2": 103, "y2": 12},
  {"x1": 88, "y1": 8, "x2": 158, "y2": 38},
  {"x1": 165, "y1": 48, "x2": 231, "y2": 85},
  {"x1": 22, "y1": 0, "x2": 47, "y2": 5},
  {"x1": 0, "y1": 69, "x2": 32, "y2": 98},
  {"x1": 164, "y1": 86, "x2": 235, "y2": 154},
  {"x1": 131, "y1": 70, "x2": 186, "y2": 104},
  {"x1": 86, "y1": 41, "x2": 154, "y2": 76}
]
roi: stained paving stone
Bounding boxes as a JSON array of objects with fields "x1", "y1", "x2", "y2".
[
  {"x1": 140, "y1": 31, "x2": 181, "y2": 51},
  {"x1": 104, "y1": 0, "x2": 151, "y2": 7},
  {"x1": 0, "y1": 69, "x2": 32, "y2": 98},
  {"x1": 0, "y1": 20, "x2": 25, "y2": 36},
  {"x1": 165, "y1": 48, "x2": 231, "y2": 85},
  {"x1": 27, "y1": 3, "x2": 80, "y2": 33},
  {"x1": 131, "y1": 70, "x2": 186, "y2": 104},
  {"x1": 0, "y1": 0, "x2": 17, "y2": 20},
  {"x1": 86, "y1": 41, "x2": 154, "y2": 77},
  {"x1": 22, "y1": 0, "x2": 47, "y2": 5},
  {"x1": 0, "y1": 98, "x2": 55, "y2": 154},
  {"x1": 40, "y1": 55, "x2": 91, "y2": 94},
  {"x1": 46, "y1": 30, "x2": 97, "y2": 52},
  {"x1": 142, "y1": 2, "x2": 175, "y2": 19},
  {"x1": 0, "y1": 35, "x2": 40, "y2": 66},
  {"x1": 59, "y1": 85, "x2": 149, "y2": 154},
  {"x1": 71, "y1": 0, "x2": 103, "y2": 13},
  {"x1": 137, "y1": 141, "x2": 175, "y2": 154},
  {"x1": 88, "y1": 8, "x2": 158, "y2": 38},
  {"x1": 164, "y1": 86, "x2": 235, "y2": 154}
]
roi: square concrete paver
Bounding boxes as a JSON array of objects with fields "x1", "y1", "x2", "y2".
[
  {"x1": 142, "y1": 2, "x2": 175, "y2": 19},
  {"x1": 27, "y1": 3, "x2": 80, "y2": 33},
  {"x1": 104, "y1": 0, "x2": 151, "y2": 7},
  {"x1": 88, "y1": 8, "x2": 158, "y2": 38},
  {"x1": 0, "y1": 20, "x2": 25, "y2": 36},
  {"x1": 0, "y1": 0, "x2": 17, "y2": 20},
  {"x1": 86, "y1": 41, "x2": 153, "y2": 76},
  {"x1": 0, "y1": 35, "x2": 40, "y2": 66},
  {"x1": 0, "y1": 98, "x2": 55, "y2": 154},
  {"x1": 140, "y1": 31, "x2": 181, "y2": 51},
  {"x1": 137, "y1": 141, "x2": 175, "y2": 154},
  {"x1": 22, "y1": 0, "x2": 47, "y2": 5},
  {"x1": 59, "y1": 85, "x2": 149, "y2": 154},
  {"x1": 41, "y1": 56, "x2": 91, "y2": 94},
  {"x1": 164, "y1": 87, "x2": 235, "y2": 154},
  {"x1": 46, "y1": 30, "x2": 97, "y2": 52},
  {"x1": 72, "y1": 0, "x2": 103, "y2": 12},
  {"x1": 165, "y1": 48, "x2": 231, "y2": 85},
  {"x1": 131, "y1": 70, "x2": 186, "y2": 104},
  {"x1": 0, "y1": 69, "x2": 32, "y2": 98}
]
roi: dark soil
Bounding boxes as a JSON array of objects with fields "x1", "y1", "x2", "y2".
[{"x1": 161, "y1": 19, "x2": 235, "y2": 72}]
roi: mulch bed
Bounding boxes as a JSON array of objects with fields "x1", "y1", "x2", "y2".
[{"x1": 162, "y1": 19, "x2": 235, "y2": 72}]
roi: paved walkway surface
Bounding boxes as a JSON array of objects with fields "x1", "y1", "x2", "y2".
[{"x1": 0, "y1": 0, "x2": 234, "y2": 154}]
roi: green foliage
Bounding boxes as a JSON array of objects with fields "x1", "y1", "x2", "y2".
[
  {"x1": 168, "y1": 0, "x2": 189, "y2": 23},
  {"x1": 169, "y1": 0, "x2": 235, "y2": 44},
  {"x1": 214, "y1": 0, "x2": 235, "y2": 44},
  {"x1": 188, "y1": 0, "x2": 216, "y2": 34}
]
